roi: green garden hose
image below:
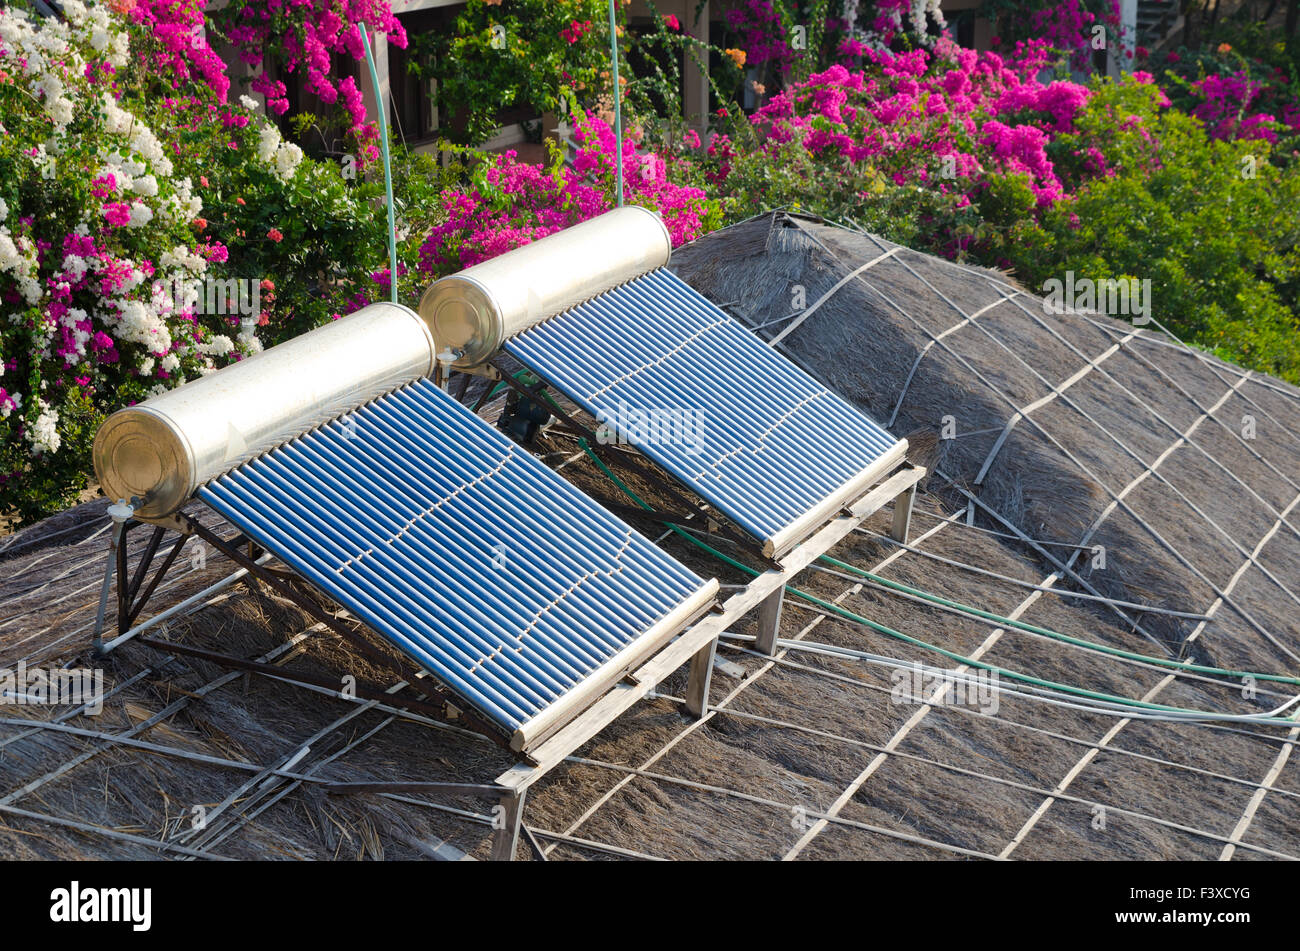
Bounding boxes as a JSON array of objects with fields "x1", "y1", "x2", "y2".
[{"x1": 572, "y1": 440, "x2": 1299, "y2": 724}]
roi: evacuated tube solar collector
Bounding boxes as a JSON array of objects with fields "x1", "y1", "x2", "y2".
[{"x1": 418, "y1": 205, "x2": 672, "y2": 369}]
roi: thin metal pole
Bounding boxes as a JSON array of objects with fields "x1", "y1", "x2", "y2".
[
  {"x1": 91, "y1": 501, "x2": 134, "y2": 654},
  {"x1": 608, "y1": 0, "x2": 623, "y2": 206},
  {"x1": 358, "y1": 22, "x2": 398, "y2": 303},
  {"x1": 90, "y1": 522, "x2": 122, "y2": 654},
  {"x1": 96, "y1": 553, "x2": 273, "y2": 654}
]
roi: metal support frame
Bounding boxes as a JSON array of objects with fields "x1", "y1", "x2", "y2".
[
  {"x1": 134, "y1": 634, "x2": 453, "y2": 722},
  {"x1": 93, "y1": 503, "x2": 191, "y2": 653},
  {"x1": 89, "y1": 503, "x2": 512, "y2": 753}
]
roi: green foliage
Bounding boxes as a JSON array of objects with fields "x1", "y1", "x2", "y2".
[
  {"x1": 1188, "y1": 7, "x2": 1300, "y2": 76},
  {"x1": 426, "y1": 0, "x2": 614, "y2": 145},
  {"x1": 1006, "y1": 79, "x2": 1300, "y2": 381},
  {"x1": 699, "y1": 72, "x2": 1300, "y2": 384},
  {"x1": 710, "y1": 120, "x2": 980, "y2": 249},
  {"x1": 0, "y1": 388, "x2": 97, "y2": 525}
]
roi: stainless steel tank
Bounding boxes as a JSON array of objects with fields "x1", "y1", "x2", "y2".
[
  {"x1": 93, "y1": 302, "x2": 437, "y2": 518},
  {"x1": 417, "y1": 205, "x2": 672, "y2": 369}
]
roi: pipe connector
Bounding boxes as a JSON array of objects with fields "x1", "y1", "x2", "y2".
[{"x1": 437, "y1": 348, "x2": 460, "y2": 392}]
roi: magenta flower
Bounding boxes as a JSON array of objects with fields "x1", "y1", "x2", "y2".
[{"x1": 103, "y1": 203, "x2": 132, "y2": 227}]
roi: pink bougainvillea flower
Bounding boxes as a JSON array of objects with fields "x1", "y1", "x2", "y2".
[
  {"x1": 267, "y1": 228, "x2": 284, "y2": 242},
  {"x1": 560, "y1": 19, "x2": 592, "y2": 44},
  {"x1": 103, "y1": 202, "x2": 132, "y2": 227}
]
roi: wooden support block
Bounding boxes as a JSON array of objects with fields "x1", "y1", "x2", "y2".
[
  {"x1": 712, "y1": 655, "x2": 746, "y2": 679},
  {"x1": 684, "y1": 637, "x2": 717, "y2": 717},
  {"x1": 890, "y1": 484, "x2": 916, "y2": 543},
  {"x1": 754, "y1": 587, "x2": 784, "y2": 656},
  {"x1": 490, "y1": 788, "x2": 526, "y2": 862}
]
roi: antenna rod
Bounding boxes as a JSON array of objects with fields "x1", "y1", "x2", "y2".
[
  {"x1": 358, "y1": 22, "x2": 399, "y2": 303},
  {"x1": 607, "y1": 0, "x2": 623, "y2": 207}
]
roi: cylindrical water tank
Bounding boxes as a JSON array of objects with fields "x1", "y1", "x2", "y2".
[
  {"x1": 418, "y1": 205, "x2": 672, "y2": 369},
  {"x1": 93, "y1": 302, "x2": 437, "y2": 518}
]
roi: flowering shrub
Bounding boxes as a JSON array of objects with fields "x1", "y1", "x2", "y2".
[
  {"x1": 1187, "y1": 69, "x2": 1284, "y2": 141},
  {"x1": 414, "y1": 110, "x2": 716, "y2": 275},
  {"x1": 864, "y1": 0, "x2": 946, "y2": 47},
  {"x1": 0, "y1": 1, "x2": 402, "y2": 521},
  {"x1": 1022, "y1": 0, "x2": 1100, "y2": 72},
  {"x1": 699, "y1": 38, "x2": 1093, "y2": 258},
  {"x1": 694, "y1": 36, "x2": 1300, "y2": 383},
  {"x1": 984, "y1": 0, "x2": 1122, "y2": 71},
  {"x1": 1005, "y1": 79, "x2": 1300, "y2": 382},
  {"x1": 207, "y1": 0, "x2": 406, "y2": 160},
  {"x1": 722, "y1": 0, "x2": 946, "y2": 87},
  {"x1": 1153, "y1": 44, "x2": 1300, "y2": 149},
  {"x1": 724, "y1": 0, "x2": 797, "y2": 77},
  {"x1": 0, "y1": 3, "x2": 233, "y2": 517},
  {"x1": 129, "y1": 0, "x2": 230, "y2": 101}
]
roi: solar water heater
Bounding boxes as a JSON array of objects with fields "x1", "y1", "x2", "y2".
[
  {"x1": 419, "y1": 207, "x2": 908, "y2": 559},
  {"x1": 91, "y1": 299, "x2": 717, "y2": 755},
  {"x1": 88, "y1": 208, "x2": 923, "y2": 857}
]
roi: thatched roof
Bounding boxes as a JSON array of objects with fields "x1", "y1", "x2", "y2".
[{"x1": 2, "y1": 212, "x2": 1298, "y2": 860}]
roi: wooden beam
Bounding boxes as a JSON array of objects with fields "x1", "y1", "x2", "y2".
[
  {"x1": 683, "y1": 0, "x2": 710, "y2": 131},
  {"x1": 754, "y1": 588, "x2": 784, "y2": 655},
  {"x1": 684, "y1": 637, "x2": 717, "y2": 717},
  {"x1": 712, "y1": 655, "x2": 746, "y2": 679},
  {"x1": 890, "y1": 483, "x2": 916, "y2": 543},
  {"x1": 490, "y1": 789, "x2": 526, "y2": 862},
  {"x1": 358, "y1": 27, "x2": 390, "y2": 128}
]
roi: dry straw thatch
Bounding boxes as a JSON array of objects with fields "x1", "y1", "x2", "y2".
[{"x1": 1, "y1": 212, "x2": 1297, "y2": 860}]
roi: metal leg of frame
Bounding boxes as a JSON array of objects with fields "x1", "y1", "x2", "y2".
[
  {"x1": 92, "y1": 501, "x2": 136, "y2": 655},
  {"x1": 490, "y1": 789, "x2": 527, "y2": 862}
]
